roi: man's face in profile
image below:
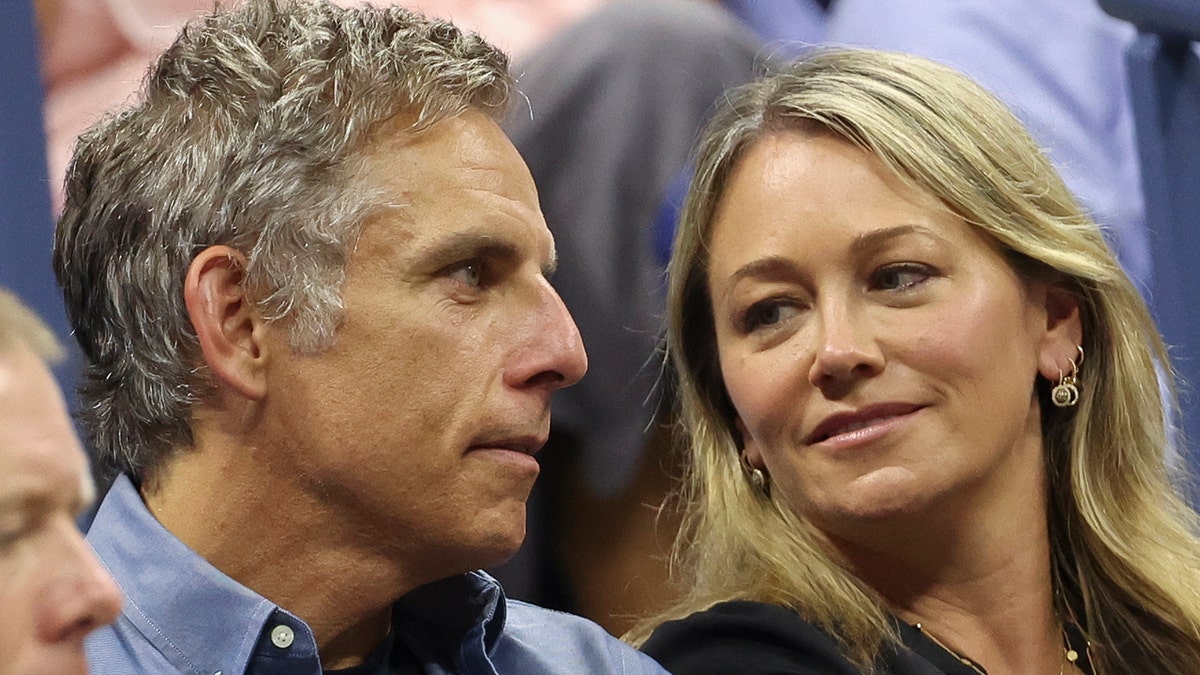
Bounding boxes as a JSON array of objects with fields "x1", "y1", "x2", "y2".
[
  {"x1": 0, "y1": 346, "x2": 121, "y2": 675},
  {"x1": 255, "y1": 110, "x2": 588, "y2": 581}
]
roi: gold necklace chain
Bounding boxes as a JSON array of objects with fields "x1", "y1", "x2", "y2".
[
  {"x1": 914, "y1": 622, "x2": 1083, "y2": 674},
  {"x1": 914, "y1": 623, "x2": 985, "y2": 674}
]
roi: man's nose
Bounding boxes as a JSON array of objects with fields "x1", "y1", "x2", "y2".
[{"x1": 504, "y1": 278, "x2": 588, "y2": 392}]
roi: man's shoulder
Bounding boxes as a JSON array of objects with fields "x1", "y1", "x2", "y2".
[
  {"x1": 493, "y1": 600, "x2": 667, "y2": 674},
  {"x1": 83, "y1": 475, "x2": 283, "y2": 674}
]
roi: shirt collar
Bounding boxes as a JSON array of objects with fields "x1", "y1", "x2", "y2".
[
  {"x1": 395, "y1": 570, "x2": 506, "y2": 641},
  {"x1": 87, "y1": 473, "x2": 284, "y2": 674},
  {"x1": 88, "y1": 475, "x2": 514, "y2": 673},
  {"x1": 388, "y1": 569, "x2": 510, "y2": 671}
]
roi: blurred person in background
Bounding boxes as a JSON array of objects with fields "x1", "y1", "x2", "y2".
[
  {"x1": 33, "y1": 0, "x2": 604, "y2": 215},
  {"x1": 0, "y1": 287, "x2": 121, "y2": 674},
  {"x1": 822, "y1": 0, "x2": 1149, "y2": 289}
]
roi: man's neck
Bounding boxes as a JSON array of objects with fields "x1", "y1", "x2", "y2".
[{"x1": 141, "y1": 438, "x2": 417, "y2": 669}]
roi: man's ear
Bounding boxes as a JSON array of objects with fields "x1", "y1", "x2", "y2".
[
  {"x1": 184, "y1": 246, "x2": 269, "y2": 400},
  {"x1": 1036, "y1": 284, "x2": 1085, "y2": 382}
]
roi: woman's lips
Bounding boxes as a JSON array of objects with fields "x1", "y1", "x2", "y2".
[{"x1": 806, "y1": 403, "x2": 925, "y2": 445}]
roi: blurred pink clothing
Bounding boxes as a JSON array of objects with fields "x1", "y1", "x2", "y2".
[{"x1": 38, "y1": 0, "x2": 606, "y2": 213}]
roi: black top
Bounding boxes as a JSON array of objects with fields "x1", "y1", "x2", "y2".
[{"x1": 641, "y1": 601, "x2": 997, "y2": 674}]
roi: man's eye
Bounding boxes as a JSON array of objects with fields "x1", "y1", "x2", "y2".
[
  {"x1": 872, "y1": 264, "x2": 933, "y2": 291},
  {"x1": 448, "y1": 261, "x2": 483, "y2": 288}
]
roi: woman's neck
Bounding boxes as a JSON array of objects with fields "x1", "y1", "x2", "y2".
[{"x1": 821, "y1": 467, "x2": 1066, "y2": 672}]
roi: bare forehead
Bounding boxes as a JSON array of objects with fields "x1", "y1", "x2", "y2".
[
  {"x1": 711, "y1": 133, "x2": 946, "y2": 232},
  {"x1": 361, "y1": 110, "x2": 534, "y2": 190},
  {"x1": 352, "y1": 111, "x2": 553, "y2": 264},
  {"x1": 0, "y1": 346, "x2": 69, "y2": 420},
  {"x1": 0, "y1": 348, "x2": 90, "y2": 508}
]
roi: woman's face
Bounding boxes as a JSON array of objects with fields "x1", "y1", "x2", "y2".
[{"x1": 705, "y1": 131, "x2": 1080, "y2": 539}]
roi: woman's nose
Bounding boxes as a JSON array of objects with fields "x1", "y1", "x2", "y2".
[{"x1": 807, "y1": 300, "x2": 884, "y2": 394}]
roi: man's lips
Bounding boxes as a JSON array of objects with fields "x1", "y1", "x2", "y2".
[
  {"x1": 466, "y1": 435, "x2": 547, "y2": 456},
  {"x1": 805, "y1": 403, "x2": 924, "y2": 445}
]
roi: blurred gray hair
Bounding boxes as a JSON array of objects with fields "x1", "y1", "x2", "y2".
[{"x1": 53, "y1": 0, "x2": 512, "y2": 481}]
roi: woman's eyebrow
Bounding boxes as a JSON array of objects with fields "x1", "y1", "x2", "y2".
[{"x1": 848, "y1": 224, "x2": 945, "y2": 258}]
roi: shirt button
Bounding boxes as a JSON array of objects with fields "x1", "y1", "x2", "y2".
[{"x1": 271, "y1": 624, "x2": 295, "y2": 649}]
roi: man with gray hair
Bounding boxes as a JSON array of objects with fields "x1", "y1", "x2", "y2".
[
  {"x1": 53, "y1": 1, "x2": 666, "y2": 672},
  {"x1": 0, "y1": 288, "x2": 122, "y2": 674}
]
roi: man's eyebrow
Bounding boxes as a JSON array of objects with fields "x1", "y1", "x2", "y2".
[
  {"x1": 421, "y1": 232, "x2": 557, "y2": 276},
  {"x1": 424, "y1": 233, "x2": 518, "y2": 264}
]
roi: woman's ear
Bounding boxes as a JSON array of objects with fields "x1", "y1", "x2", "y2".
[
  {"x1": 1036, "y1": 284, "x2": 1084, "y2": 382},
  {"x1": 736, "y1": 416, "x2": 765, "y2": 470},
  {"x1": 184, "y1": 245, "x2": 270, "y2": 400}
]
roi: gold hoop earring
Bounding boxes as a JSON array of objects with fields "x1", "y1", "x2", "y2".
[
  {"x1": 1051, "y1": 346, "x2": 1084, "y2": 408},
  {"x1": 740, "y1": 454, "x2": 768, "y2": 492}
]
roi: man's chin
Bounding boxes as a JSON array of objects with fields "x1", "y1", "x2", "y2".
[
  {"x1": 476, "y1": 527, "x2": 528, "y2": 571},
  {"x1": 464, "y1": 510, "x2": 529, "y2": 570}
]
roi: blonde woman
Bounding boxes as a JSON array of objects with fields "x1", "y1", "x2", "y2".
[{"x1": 634, "y1": 49, "x2": 1200, "y2": 673}]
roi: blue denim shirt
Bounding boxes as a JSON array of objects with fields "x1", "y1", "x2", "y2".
[{"x1": 85, "y1": 475, "x2": 667, "y2": 674}]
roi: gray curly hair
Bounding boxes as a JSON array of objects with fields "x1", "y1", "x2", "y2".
[{"x1": 53, "y1": 0, "x2": 512, "y2": 481}]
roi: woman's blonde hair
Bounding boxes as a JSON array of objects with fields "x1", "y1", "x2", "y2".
[{"x1": 632, "y1": 48, "x2": 1200, "y2": 673}]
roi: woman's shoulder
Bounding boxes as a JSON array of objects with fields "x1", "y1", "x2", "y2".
[
  {"x1": 640, "y1": 600, "x2": 862, "y2": 675},
  {"x1": 640, "y1": 601, "x2": 958, "y2": 675}
]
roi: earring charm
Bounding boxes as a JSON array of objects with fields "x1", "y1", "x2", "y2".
[
  {"x1": 740, "y1": 453, "x2": 769, "y2": 492},
  {"x1": 1051, "y1": 346, "x2": 1084, "y2": 408},
  {"x1": 749, "y1": 467, "x2": 767, "y2": 491}
]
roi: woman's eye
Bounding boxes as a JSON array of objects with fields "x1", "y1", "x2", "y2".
[
  {"x1": 872, "y1": 264, "x2": 933, "y2": 291},
  {"x1": 448, "y1": 261, "x2": 483, "y2": 288},
  {"x1": 741, "y1": 300, "x2": 797, "y2": 332}
]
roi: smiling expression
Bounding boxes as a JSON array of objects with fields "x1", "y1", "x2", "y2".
[{"x1": 707, "y1": 131, "x2": 1076, "y2": 540}]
